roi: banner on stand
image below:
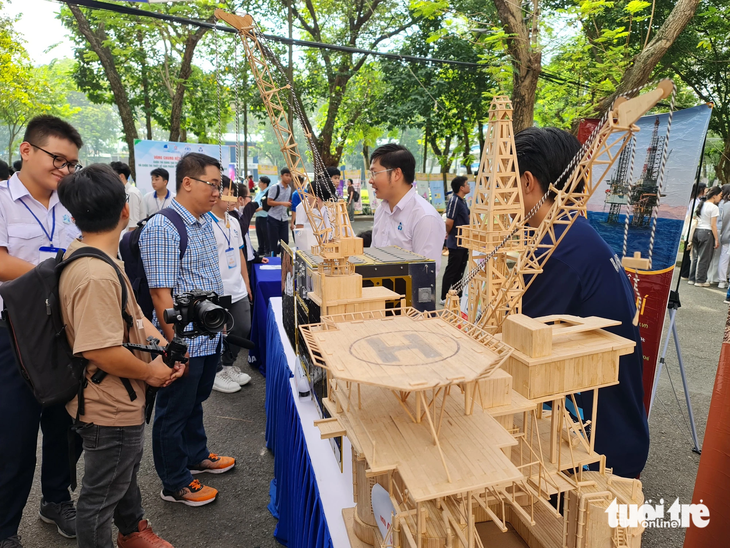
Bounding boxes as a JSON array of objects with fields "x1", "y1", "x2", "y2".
[
  {"x1": 579, "y1": 104, "x2": 713, "y2": 413},
  {"x1": 415, "y1": 173, "x2": 430, "y2": 202},
  {"x1": 429, "y1": 174, "x2": 446, "y2": 211},
  {"x1": 133, "y1": 139, "x2": 221, "y2": 195}
]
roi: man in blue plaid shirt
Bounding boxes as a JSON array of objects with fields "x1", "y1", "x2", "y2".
[{"x1": 139, "y1": 153, "x2": 235, "y2": 507}]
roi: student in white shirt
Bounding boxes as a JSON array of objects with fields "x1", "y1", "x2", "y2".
[
  {"x1": 689, "y1": 185, "x2": 722, "y2": 286},
  {"x1": 0, "y1": 115, "x2": 84, "y2": 544},
  {"x1": 370, "y1": 144, "x2": 445, "y2": 275},
  {"x1": 293, "y1": 177, "x2": 334, "y2": 251},
  {"x1": 208, "y1": 176, "x2": 252, "y2": 394},
  {"x1": 143, "y1": 167, "x2": 173, "y2": 216},
  {"x1": 111, "y1": 161, "x2": 144, "y2": 231}
]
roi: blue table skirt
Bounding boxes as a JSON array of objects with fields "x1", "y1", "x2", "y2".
[
  {"x1": 264, "y1": 304, "x2": 334, "y2": 548},
  {"x1": 249, "y1": 257, "x2": 282, "y2": 375}
]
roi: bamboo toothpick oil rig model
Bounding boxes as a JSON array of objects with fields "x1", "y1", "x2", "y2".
[{"x1": 216, "y1": 9, "x2": 671, "y2": 547}]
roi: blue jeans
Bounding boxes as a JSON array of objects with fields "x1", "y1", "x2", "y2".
[
  {"x1": 152, "y1": 347, "x2": 220, "y2": 492},
  {"x1": 76, "y1": 423, "x2": 145, "y2": 547},
  {"x1": 0, "y1": 327, "x2": 79, "y2": 540}
]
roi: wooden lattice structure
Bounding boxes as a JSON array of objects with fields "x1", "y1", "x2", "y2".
[
  {"x1": 216, "y1": 10, "x2": 399, "y2": 315},
  {"x1": 456, "y1": 96, "x2": 526, "y2": 325},
  {"x1": 452, "y1": 82, "x2": 673, "y2": 332},
  {"x1": 217, "y1": 9, "x2": 671, "y2": 547}
]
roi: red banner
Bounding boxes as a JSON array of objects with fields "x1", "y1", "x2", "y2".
[{"x1": 625, "y1": 266, "x2": 675, "y2": 414}]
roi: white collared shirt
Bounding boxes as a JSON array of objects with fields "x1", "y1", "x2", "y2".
[
  {"x1": 372, "y1": 187, "x2": 445, "y2": 276},
  {"x1": 208, "y1": 211, "x2": 248, "y2": 302},
  {"x1": 143, "y1": 189, "x2": 173, "y2": 217},
  {"x1": 125, "y1": 181, "x2": 145, "y2": 229},
  {"x1": 0, "y1": 173, "x2": 80, "y2": 308}
]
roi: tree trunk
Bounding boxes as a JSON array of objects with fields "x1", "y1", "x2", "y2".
[
  {"x1": 137, "y1": 31, "x2": 153, "y2": 140},
  {"x1": 169, "y1": 23, "x2": 210, "y2": 142},
  {"x1": 423, "y1": 124, "x2": 430, "y2": 173},
  {"x1": 68, "y1": 4, "x2": 138, "y2": 177},
  {"x1": 318, "y1": 72, "x2": 352, "y2": 166},
  {"x1": 597, "y1": 0, "x2": 701, "y2": 116},
  {"x1": 717, "y1": 137, "x2": 730, "y2": 186},
  {"x1": 362, "y1": 143, "x2": 369, "y2": 174},
  {"x1": 461, "y1": 122, "x2": 472, "y2": 175},
  {"x1": 243, "y1": 103, "x2": 248, "y2": 177},
  {"x1": 493, "y1": 0, "x2": 542, "y2": 133}
]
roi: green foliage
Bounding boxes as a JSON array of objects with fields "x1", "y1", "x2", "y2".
[{"x1": 0, "y1": 14, "x2": 78, "y2": 163}]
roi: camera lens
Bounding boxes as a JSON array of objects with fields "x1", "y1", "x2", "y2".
[{"x1": 194, "y1": 300, "x2": 227, "y2": 333}]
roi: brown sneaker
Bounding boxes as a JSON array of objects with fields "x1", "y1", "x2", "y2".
[
  {"x1": 160, "y1": 479, "x2": 217, "y2": 507},
  {"x1": 189, "y1": 453, "x2": 236, "y2": 475},
  {"x1": 117, "y1": 520, "x2": 173, "y2": 548}
]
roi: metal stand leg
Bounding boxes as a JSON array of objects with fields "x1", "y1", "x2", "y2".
[{"x1": 648, "y1": 307, "x2": 702, "y2": 453}]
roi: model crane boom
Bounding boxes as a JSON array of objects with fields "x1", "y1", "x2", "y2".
[{"x1": 215, "y1": 10, "x2": 363, "y2": 274}]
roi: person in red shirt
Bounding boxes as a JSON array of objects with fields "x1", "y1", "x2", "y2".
[{"x1": 247, "y1": 175, "x2": 254, "y2": 192}]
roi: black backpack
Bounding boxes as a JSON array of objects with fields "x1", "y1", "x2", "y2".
[
  {"x1": 352, "y1": 189, "x2": 360, "y2": 203},
  {"x1": 119, "y1": 208, "x2": 187, "y2": 320},
  {"x1": 261, "y1": 185, "x2": 280, "y2": 212},
  {"x1": 0, "y1": 247, "x2": 134, "y2": 408}
]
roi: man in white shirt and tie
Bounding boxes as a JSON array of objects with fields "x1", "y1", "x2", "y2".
[
  {"x1": 143, "y1": 167, "x2": 173, "y2": 216},
  {"x1": 370, "y1": 144, "x2": 445, "y2": 275}
]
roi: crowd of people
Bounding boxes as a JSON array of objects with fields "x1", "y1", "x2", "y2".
[{"x1": 0, "y1": 114, "x2": 654, "y2": 548}]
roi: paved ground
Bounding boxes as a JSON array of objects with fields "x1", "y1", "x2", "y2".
[{"x1": 18, "y1": 218, "x2": 727, "y2": 547}]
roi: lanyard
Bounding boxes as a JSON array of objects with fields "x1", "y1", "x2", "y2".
[
  {"x1": 19, "y1": 198, "x2": 55, "y2": 244},
  {"x1": 210, "y1": 214, "x2": 231, "y2": 248},
  {"x1": 154, "y1": 190, "x2": 170, "y2": 211}
]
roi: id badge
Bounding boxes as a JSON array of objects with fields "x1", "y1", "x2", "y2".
[
  {"x1": 225, "y1": 247, "x2": 237, "y2": 269},
  {"x1": 39, "y1": 245, "x2": 64, "y2": 262}
]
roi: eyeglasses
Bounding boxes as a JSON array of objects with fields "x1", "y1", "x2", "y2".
[
  {"x1": 189, "y1": 177, "x2": 222, "y2": 193},
  {"x1": 369, "y1": 168, "x2": 395, "y2": 181},
  {"x1": 29, "y1": 143, "x2": 82, "y2": 172}
]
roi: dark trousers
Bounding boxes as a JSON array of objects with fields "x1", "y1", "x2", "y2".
[
  {"x1": 0, "y1": 327, "x2": 79, "y2": 540},
  {"x1": 680, "y1": 245, "x2": 692, "y2": 278},
  {"x1": 689, "y1": 228, "x2": 714, "y2": 284},
  {"x1": 267, "y1": 216, "x2": 289, "y2": 257},
  {"x1": 255, "y1": 216, "x2": 270, "y2": 256},
  {"x1": 219, "y1": 298, "x2": 252, "y2": 371},
  {"x1": 441, "y1": 247, "x2": 470, "y2": 300},
  {"x1": 76, "y1": 423, "x2": 144, "y2": 547},
  {"x1": 152, "y1": 347, "x2": 220, "y2": 492}
]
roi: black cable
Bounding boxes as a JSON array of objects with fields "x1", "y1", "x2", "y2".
[{"x1": 59, "y1": 0, "x2": 595, "y2": 91}]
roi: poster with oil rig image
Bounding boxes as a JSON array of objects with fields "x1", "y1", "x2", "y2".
[{"x1": 586, "y1": 104, "x2": 712, "y2": 270}]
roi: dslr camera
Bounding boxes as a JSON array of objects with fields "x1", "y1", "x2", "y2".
[{"x1": 163, "y1": 290, "x2": 232, "y2": 339}]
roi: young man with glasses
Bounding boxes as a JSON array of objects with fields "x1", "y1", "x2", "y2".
[
  {"x1": 0, "y1": 115, "x2": 84, "y2": 547},
  {"x1": 139, "y1": 153, "x2": 236, "y2": 507},
  {"x1": 370, "y1": 144, "x2": 445, "y2": 275}
]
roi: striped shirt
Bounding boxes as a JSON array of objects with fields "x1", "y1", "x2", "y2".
[{"x1": 139, "y1": 199, "x2": 223, "y2": 357}]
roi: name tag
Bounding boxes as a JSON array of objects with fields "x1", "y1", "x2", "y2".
[
  {"x1": 39, "y1": 245, "x2": 64, "y2": 262},
  {"x1": 225, "y1": 247, "x2": 237, "y2": 269}
]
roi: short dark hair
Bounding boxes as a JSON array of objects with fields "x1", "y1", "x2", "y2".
[
  {"x1": 110, "y1": 161, "x2": 132, "y2": 181},
  {"x1": 357, "y1": 229, "x2": 372, "y2": 248},
  {"x1": 235, "y1": 182, "x2": 249, "y2": 198},
  {"x1": 326, "y1": 166, "x2": 341, "y2": 178},
  {"x1": 347, "y1": 178, "x2": 353, "y2": 185},
  {"x1": 259, "y1": 176, "x2": 270, "y2": 187},
  {"x1": 23, "y1": 115, "x2": 83, "y2": 150},
  {"x1": 514, "y1": 127, "x2": 582, "y2": 196},
  {"x1": 150, "y1": 167, "x2": 169, "y2": 181},
  {"x1": 370, "y1": 144, "x2": 416, "y2": 184},
  {"x1": 175, "y1": 153, "x2": 221, "y2": 192},
  {"x1": 451, "y1": 176, "x2": 468, "y2": 195},
  {"x1": 58, "y1": 164, "x2": 126, "y2": 233},
  {"x1": 13, "y1": 159, "x2": 21, "y2": 172},
  {"x1": 280, "y1": 167, "x2": 291, "y2": 175},
  {"x1": 0, "y1": 159, "x2": 9, "y2": 180},
  {"x1": 311, "y1": 175, "x2": 337, "y2": 201}
]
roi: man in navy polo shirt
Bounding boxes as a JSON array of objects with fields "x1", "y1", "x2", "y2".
[
  {"x1": 516, "y1": 127, "x2": 649, "y2": 479},
  {"x1": 441, "y1": 176, "x2": 471, "y2": 303}
]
